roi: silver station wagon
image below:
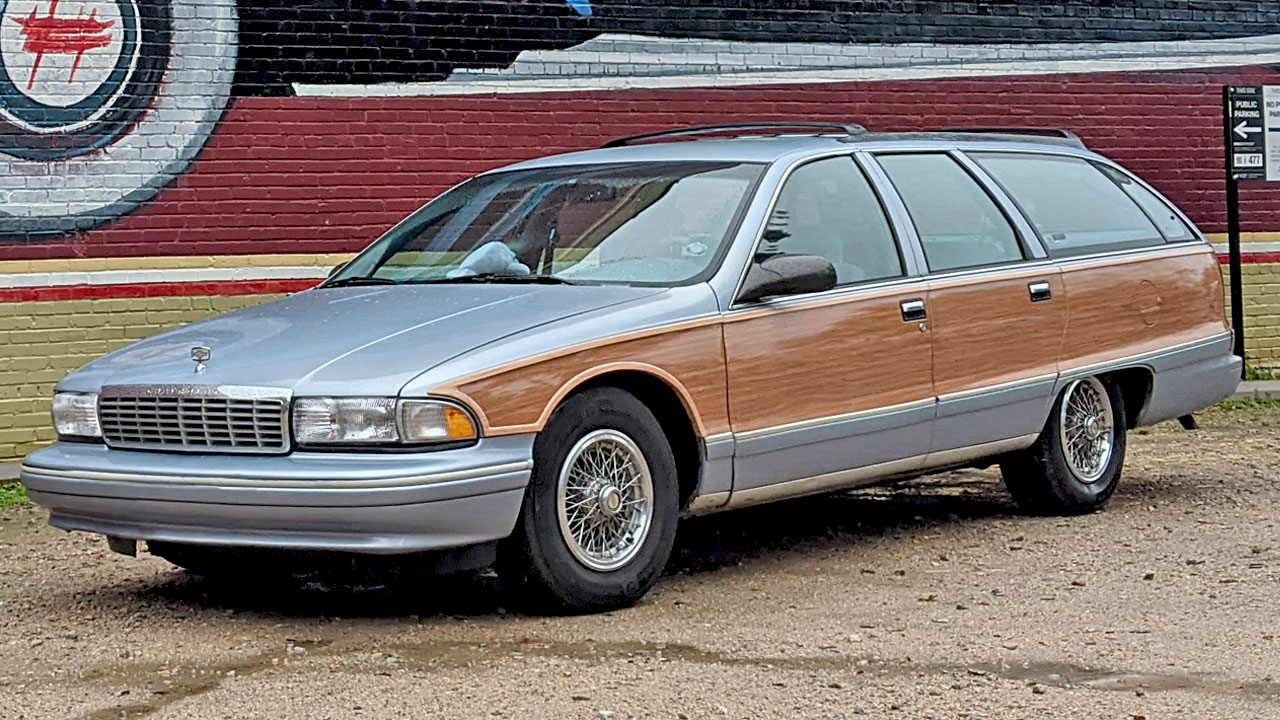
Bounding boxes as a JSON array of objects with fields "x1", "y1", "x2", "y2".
[{"x1": 21, "y1": 123, "x2": 1241, "y2": 611}]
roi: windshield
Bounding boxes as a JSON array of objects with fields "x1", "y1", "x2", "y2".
[{"x1": 329, "y1": 161, "x2": 765, "y2": 287}]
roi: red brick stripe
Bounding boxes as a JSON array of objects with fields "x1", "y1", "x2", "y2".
[{"x1": 1220, "y1": 252, "x2": 1280, "y2": 264}]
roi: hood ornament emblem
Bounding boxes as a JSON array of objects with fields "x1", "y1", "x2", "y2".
[{"x1": 191, "y1": 346, "x2": 211, "y2": 374}]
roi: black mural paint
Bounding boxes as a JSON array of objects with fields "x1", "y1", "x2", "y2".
[
  {"x1": 232, "y1": 1, "x2": 1280, "y2": 94},
  {"x1": 233, "y1": 0, "x2": 594, "y2": 94},
  {"x1": 593, "y1": 0, "x2": 1280, "y2": 45}
]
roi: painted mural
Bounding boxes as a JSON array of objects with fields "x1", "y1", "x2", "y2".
[
  {"x1": 5, "y1": 1, "x2": 1280, "y2": 242},
  {"x1": 0, "y1": 0, "x2": 235, "y2": 237},
  {"x1": 4, "y1": 1, "x2": 1280, "y2": 462}
]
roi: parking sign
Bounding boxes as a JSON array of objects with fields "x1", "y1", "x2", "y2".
[{"x1": 1226, "y1": 86, "x2": 1266, "y2": 180}]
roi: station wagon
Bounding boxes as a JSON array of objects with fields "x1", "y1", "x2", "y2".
[{"x1": 20, "y1": 123, "x2": 1242, "y2": 611}]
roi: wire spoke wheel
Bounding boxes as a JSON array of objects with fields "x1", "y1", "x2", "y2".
[
  {"x1": 1058, "y1": 377, "x2": 1115, "y2": 484},
  {"x1": 556, "y1": 429, "x2": 654, "y2": 572}
]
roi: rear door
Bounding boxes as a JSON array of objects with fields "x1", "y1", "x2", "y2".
[
  {"x1": 722, "y1": 154, "x2": 934, "y2": 496},
  {"x1": 968, "y1": 152, "x2": 1228, "y2": 374},
  {"x1": 873, "y1": 152, "x2": 1066, "y2": 456}
]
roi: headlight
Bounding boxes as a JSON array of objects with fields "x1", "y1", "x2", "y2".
[
  {"x1": 51, "y1": 392, "x2": 101, "y2": 440},
  {"x1": 292, "y1": 398, "x2": 478, "y2": 447},
  {"x1": 293, "y1": 397, "x2": 398, "y2": 445}
]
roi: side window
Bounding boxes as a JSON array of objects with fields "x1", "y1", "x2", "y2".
[
  {"x1": 971, "y1": 153, "x2": 1170, "y2": 256},
  {"x1": 1096, "y1": 164, "x2": 1196, "y2": 242},
  {"x1": 761, "y1": 156, "x2": 904, "y2": 286},
  {"x1": 875, "y1": 153, "x2": 1025, "y2": 272}
]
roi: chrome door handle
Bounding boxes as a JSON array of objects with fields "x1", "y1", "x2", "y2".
[
  {"x1": 1029, "y1": 281, "x2": 1052, "y2": 302},
  {"x1": 900, "y1": 299, "x2": 927, "y2": 322}
]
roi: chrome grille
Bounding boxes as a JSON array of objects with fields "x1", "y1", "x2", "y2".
[{"x1": 99, "y1": 386, "x2": 290, "y2": 454}]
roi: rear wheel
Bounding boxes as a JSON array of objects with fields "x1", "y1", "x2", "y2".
[
  {"x1": 499, "y1": 387, "x2": 678, "y2": 612},
  {"x1": 1001, "y1": 375, "x2": 1127, "y2": 515}
]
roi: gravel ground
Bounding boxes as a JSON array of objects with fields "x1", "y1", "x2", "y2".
[{"x1": 2, "y1": 407, "x2": 1278, "y2": 720}]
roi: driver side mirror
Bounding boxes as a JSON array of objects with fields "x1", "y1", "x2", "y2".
[
  {"x1": 328, "y1": 262, "x2": 348, "y2": 278},
  {"x1": 737, "y1": 255, "x2": 837, "y2": 303}
]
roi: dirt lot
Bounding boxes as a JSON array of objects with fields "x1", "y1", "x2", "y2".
[{"x1": 1, "y1": 407, "x2": 1278, "y2": 720}]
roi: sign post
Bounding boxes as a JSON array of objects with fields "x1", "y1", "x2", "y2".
[{"x1": 1223, "y1": 86, "x2": 1266, "y2": 377}]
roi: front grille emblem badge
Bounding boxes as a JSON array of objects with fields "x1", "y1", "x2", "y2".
[{"x1": 191, "y1": 346, "x2": 211, "y2": 374}]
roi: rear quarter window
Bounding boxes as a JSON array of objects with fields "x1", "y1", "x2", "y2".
[
  {"x1": 970, "y1": 153, "x2": 1182, "y2": 257},
  {"x1": 1095, "y1": 164, "x2": 1197, "y2": 243}
]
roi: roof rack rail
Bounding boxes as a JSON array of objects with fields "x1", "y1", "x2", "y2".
[
  {"x1": 937, "y1": 127, "x2": 1086, "y2": 148},
  {"x1": 603, "y1": 122, "x2": 867, "y2": 148}
]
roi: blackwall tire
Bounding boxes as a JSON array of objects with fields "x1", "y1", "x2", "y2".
[
  {"x1": 0, "y1": 0, "x2": 237, "y2": 238},
  {"x1": 499, "y1": 387, "x2": 679, "y2": 613},
  {"x1": 1001, "y1": 375, "x2": 1128, "y2": 515}
]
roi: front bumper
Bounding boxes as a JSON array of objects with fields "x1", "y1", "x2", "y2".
[{"x1": 19, "y1": 435, "x2": 535, "y2": 554}]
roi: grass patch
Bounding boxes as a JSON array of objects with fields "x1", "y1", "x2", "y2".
[
  {"x1": 1245, "y1": 366, "x2": 1278, "y2": 381},
  {"x1": 1214, "y1": 397, "x2": 1280, "y2": 412},
  {"x1": 0, "y1": 482, "x2": 28, "y2": 508}
]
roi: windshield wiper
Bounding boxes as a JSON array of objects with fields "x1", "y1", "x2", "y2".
[
  {"x1": 323, "y1": 276, "x2": 400, "y2": 288},
  {"x1": 423, "y1": 274, "x2": 582, "y2": 286}
]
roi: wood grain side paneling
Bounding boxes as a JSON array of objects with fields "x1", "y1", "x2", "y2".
[
  {"x1": 928, "y1": 266, "x2": 1067, "y2": 397},
  {"x1": 722, "y1": 284, "x2": 934, "y2": 434},
  {"x1": 434, "y1": 322, "x2": 730, "y2": 438},
  {"x1": 1059, "y1": 246, "x2": 1229, "y2": 372}
]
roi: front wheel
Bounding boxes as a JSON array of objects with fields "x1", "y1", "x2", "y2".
[
  {"x1": 499, "y1": 388, "x2": 678, "y2": 612},
  {"x1": 1001, "y1": 375, "x2": 1127, "y2": 515}
]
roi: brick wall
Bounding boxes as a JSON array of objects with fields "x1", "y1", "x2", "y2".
[
  {"x1": 0, "y1": 294, "x2": 280, "y2": 461},
  {"x1": 1236, "y1": 265, "x2": 1280, "y2": 363},
  {"x1": 4, "y1": 1, "x2": 1280, "y2": 462}
]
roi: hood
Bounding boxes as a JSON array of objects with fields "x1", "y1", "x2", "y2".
[{"x1": 60, "y1": 284, "x2": 664, "y2": 396}]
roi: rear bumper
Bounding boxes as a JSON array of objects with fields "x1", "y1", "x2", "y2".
[
  {"x1": 1137, "y1": 333, "x2": 1243, "y2": 426},
  {"x1": 20, "y1": 435, "x2": 535, "y2": 554}
]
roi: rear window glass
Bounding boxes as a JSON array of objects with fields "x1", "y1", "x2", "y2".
[
  {"x1": 1096, "y1": 165, "x2": 1196, "y2": 242},
  {"x1": 971, "y1": 153, "x2": 1166, "y2": 256}
]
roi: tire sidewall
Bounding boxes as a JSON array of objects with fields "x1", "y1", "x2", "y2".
[
  {"x1": 516, "y1": 388, "x2": 678, "y2": 609},
  {"x1": 1045, "y1": 377, "x2": 1127, "y2": 507}
]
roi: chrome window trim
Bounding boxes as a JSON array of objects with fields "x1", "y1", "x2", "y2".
[
  {"x1": 1049, "y1": 241, "x2": 1211, "y2": 268},
  {"x1": 923, "y1": 241, "x2": 1210, "y2": 283},
  {"x1": 19, "y1": 460, "x2": 533, "y2": 490},
  {"x1": 726, "y1": 149, "x2": 919, "y2": 310},
  {"x1": 720, "y1": 241, "x2": 1207, "y2": 316}
]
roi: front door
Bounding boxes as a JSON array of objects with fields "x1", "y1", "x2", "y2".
[{"x1": 723, "y1": 155, "x2": 934, "y2": 496}]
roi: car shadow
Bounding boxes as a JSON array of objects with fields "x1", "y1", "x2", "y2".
[
  {"x1": 668, "y1": 469, "x2": 1018, "y2": 576},
  {"x1": 82, "y1": 469, "x2": 1022, "y2": 619}
]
